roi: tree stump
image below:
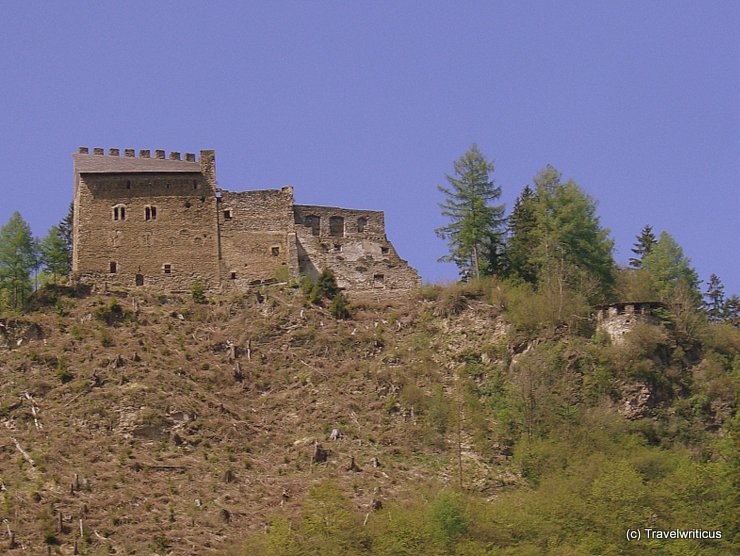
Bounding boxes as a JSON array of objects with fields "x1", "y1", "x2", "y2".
[{"x1": 312, "y1": 442, "x2": 328, "y2": 464}]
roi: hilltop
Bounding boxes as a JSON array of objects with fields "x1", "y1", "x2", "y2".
[{"x1": 0, "y1": 281, "x2": 737, "y2": 555}]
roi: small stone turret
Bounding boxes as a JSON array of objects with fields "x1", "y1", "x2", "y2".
[{"x1": 595, "y1": 302, "x2": 664, "y2": 345}]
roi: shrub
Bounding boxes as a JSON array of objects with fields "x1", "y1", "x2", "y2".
[
  {"x1": 191, "y1": 281, "x2": 207, "y2": 304},
  {"x1": 330, "y1": 292, "x2": 350, "y2": 319},
  {"x1": 93, "y1": 298, "x2": 125, "y2": 325}
]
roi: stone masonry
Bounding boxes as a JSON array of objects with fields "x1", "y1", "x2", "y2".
[{"x1": 72, "y1": 148, "x2": 420, "y2": 294}]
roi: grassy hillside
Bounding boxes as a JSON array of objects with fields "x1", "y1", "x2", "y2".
[{"x1": 0, "y1": 281, "x2": 736, "y2": 555}]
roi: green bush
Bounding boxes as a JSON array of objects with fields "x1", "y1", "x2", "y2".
[
  {"x1": 329, "y1": 292, "x2": 350, "y2": 319},
  {"x1": 191, "y1": 281, "x2": 207, "y2": 304}
]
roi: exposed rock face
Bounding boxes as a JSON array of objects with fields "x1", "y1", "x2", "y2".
[
  {"x1": 72, "y1": 148, "x2": 420, "y2": 295},
  {"x1": 617, "y1": 381, "x2": 653, "y2": 419}
]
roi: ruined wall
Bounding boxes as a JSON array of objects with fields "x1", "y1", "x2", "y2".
[
  {"x1": 595, "y1": 303, "x2": 662, "y2": 345},
  {"x1": 73, "y1": 148, "x2": 220, "y2": 290},
  {"x1": 293, "y1": 205, "x2": 420, "y2": 292},
  {"x1": 218, "y1": 187, "x2": 295, "y2": 286},
  {"x1": 73, "y1": 148, "x2": 421, "y2": 295}
]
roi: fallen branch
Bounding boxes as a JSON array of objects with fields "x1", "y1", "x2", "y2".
[{"x1": 11, "y1": 437, "x2": 34, "y2": 467}]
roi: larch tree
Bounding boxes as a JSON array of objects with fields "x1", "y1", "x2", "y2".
[
  {"x1": 530, "y1": 165, "x2": 615, "y2": 301},
  {"x1": 436, "y1": 144, "x2": 506, "y2": 280},
  {"x1": 641, "y1": 231, "x2": 700, "y2": 305},
  {"x1": 0, "y1": 212, "x2": 39, "y2": 311}
]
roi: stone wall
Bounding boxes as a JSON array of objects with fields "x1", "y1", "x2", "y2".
[
  {"x1": 73, "y1": 149, "x2": 220, "y2": 291},
  {"x1": 595, "y1": 302, "x2": 663, "y2": 345},
  {"x1": 72, "y1": 148, "x2": 421, "y2": 295},
  {"x1": 293, "y1": 205, "x2": 421, "y2": 292},
  {"x1": 218, "y1": 187, "x2": 295, "y2": 286}
]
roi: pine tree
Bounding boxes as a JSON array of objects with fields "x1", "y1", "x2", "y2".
[
  {"x1": 703, "y1": 274, "x2": 726, "y2": 322},
  {"x1": 723, "y1": 295, "x2": 739, "y2": 327},
  {"x1": 39, "y1": 225, "x2": 70, "y2": 283},
  {"x1": 0, "y1": 212, "x2": 39, "y2": 311},
  {"x1": 507, "y1": 185, "x2": 538, "y2": 284},
  {"x1": 436, "y1": 144, "x2": 506, "y2": 280},
  {"x1": 629, "y1": 225, "x2": 657, "y2": 268},
  {"x1": 58, "y1": 202, "x2": 74, "y2": 271}
]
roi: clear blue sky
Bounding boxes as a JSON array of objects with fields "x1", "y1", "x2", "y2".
[{"x1": 1, "y1": 2, "x2": 737, "y2": 293}]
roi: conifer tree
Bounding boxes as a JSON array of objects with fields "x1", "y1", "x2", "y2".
[
  {"x1": 531, "y1": 165, "x2": 615, "y2": 300},
  {"x1": 723, "y1": 295, "x2": 739, "y2": 326},
  {"x1": 0, "y1": 212, "x2": 38, "y2": 311},
  {"x1": 39, "y1": 225, "x2": 70, "y2": 283},
  {"x1": 703, "y1": 273, "x2": 726, "y2": 322},
  {"x1": 641, "y1": 231, "x2": 700, "y2": 305},
  {"x1": 506, "y1": 185, "x2": 538, "y2": 284},
  {"x1": 58, "y1": 202, "x2": 74, "y2": 271},
  {"x1": 436, "y1": 144, "x2": 505, "y2": 280},
  {"x1": 629, "y1": 225, "x2": 657, "y2": 268}
]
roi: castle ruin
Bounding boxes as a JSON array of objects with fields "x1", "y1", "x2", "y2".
[{"x1": 72, "y1": 148, "x2": 420, "y2": 294}]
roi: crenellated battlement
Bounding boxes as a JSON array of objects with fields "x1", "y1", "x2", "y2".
[
  {"x1": 78, "y1": 147, "x2": 198, "y2": 162},
  {"x1": 72, "y1": 146, "x2": 420, "y2": 295}
]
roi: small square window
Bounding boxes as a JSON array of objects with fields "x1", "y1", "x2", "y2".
[
  {"x1": 163, "y1": 264, "x2": 172, "y2": 274},
  {"x1": 110, "y1": 262, "x2": 117, "y2": 274},
  {"x1": 230, "y1": 272, "x2": 237, "y2": 280},
  {"x1": 381, "y1": 246, "x2": 389, "y2": 255},
  {"x1": 373, "y1": 274, "x2": 385, "y2": 287},
  {"x1": 271, "y1": 246, "x2": 280, "y2": 257},
  {"x1": 224, "y1": 209, "x2": 233, "y2": 220},
  {"x1": 333, "y1": 244, "x2": 342, "y2": 253}
]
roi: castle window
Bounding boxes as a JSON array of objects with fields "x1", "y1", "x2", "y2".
[
  {"x1": 224, "y1": 208, "x2": 233, "y2": 220},
  {"x1": 145, "y1": 206, "x2": 157, "y2": 221},
  {"x1": 230, "y1": 272, "x2": 237, "y2": 280},
  {"x1": 304, "y1": 215, "x2": 320, "y2": 236},
  {"x1": 113, "y1": 205, "x2": 126, "y2": 221},
  {"x1": 193, "y1": 180, "x2": 199, "y2": 190},
  {"x1": 373, "y1": 274, "x2": 385, "y2": 287},
  {"x1": 184, "y1": 201, "x2": 192, "y2": 209},
  {"x1": 381, "y1": 246, "x2": 389, "y2": 255},
  {"x1": 329, "y1": 216, "x2": 344, "y2": 237},
  {"x1": 109, "y1": 261, "x2": 117, "y2": 274},
  {"x1": 357, "y1": 217, "x2": 367, "y2": 233},
  {"x1": 333, "y1": 244, "x2": 342, "y2": 253},
  {"x1": 135, "y1": 274, "x2": 144, "y2": 286},
  {"x1": 163, "y1": 264, "x2": 172, "y2": 274},
  {"x1": 271, "y1": 246, "x2": 280, "y2": 257}
]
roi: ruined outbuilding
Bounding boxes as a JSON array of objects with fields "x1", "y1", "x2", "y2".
[
  {"x1": 594, "y1": 302, "x2": 664, "y2": 345},
  {"x1": 72, "y1": 148, "x2": 420, "y2": 294}
]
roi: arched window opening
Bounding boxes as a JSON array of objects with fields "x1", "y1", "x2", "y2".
[
  {"x1": 329, "y1": 216, "x2": 344, "y2": 237},
  {"x1": 304, "y1": 215, "x2": 320, "y2": 236},
  {"x1": 113, "y1": 205, "x2": 126, "y2": 221}
]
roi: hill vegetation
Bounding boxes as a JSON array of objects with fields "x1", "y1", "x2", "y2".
[
  {"x1": 0, "y1": 276, "x2": 736, "y2": 555},
  {"x1": 0, "y1": 152, "x2": 737, "y2": 554}
]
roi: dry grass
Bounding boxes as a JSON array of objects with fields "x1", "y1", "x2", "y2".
[{"x1": 0, "y1": 285, "x2": 513, "y2": 555}]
